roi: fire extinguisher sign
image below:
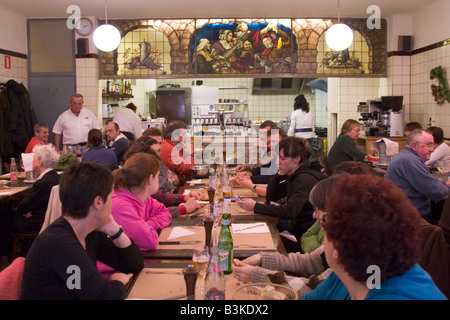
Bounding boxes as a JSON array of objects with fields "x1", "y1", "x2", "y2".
[{"x1": 4, "y1": 55, "x2": 11, "y2": 69}]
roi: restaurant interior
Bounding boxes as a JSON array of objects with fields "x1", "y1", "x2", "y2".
[{"x1": 0, "y1": 0, "x2": 449, "y2": 302}]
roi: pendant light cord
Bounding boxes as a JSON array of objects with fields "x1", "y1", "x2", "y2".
[
  {"x1": 104, "y1": 0, "x2": 108, "y2": 24},
  {"x1": 337, "y1": 0, "x2": 341, "y2": 23}
]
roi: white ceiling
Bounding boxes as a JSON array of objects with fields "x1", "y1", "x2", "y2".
[{"x1": 0, "y1": 0, "x2": 433, "y2": 19}]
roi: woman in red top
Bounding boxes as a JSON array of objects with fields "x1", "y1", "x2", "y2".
[{"x1": 160, "y1": 120, "x2": 194, "y2": 185}]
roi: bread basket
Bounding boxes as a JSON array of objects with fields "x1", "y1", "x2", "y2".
[{"x1": 232, "y1": 283, "x2": 298, "y2": 300}]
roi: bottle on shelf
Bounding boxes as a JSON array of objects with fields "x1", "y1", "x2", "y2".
[
  {"x1": 10, "y1": 157, "x2": 18, "y2": 186},
  {"x1": 204, "y1": 246, "x2": 226, "y2": 300},
  {"x1": 218, "y1": 213, "x2": 233, "y2": 275}
]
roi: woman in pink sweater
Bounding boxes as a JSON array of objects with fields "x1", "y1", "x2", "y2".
[{"x1": 111, "y1": 153, "x2": 172, "y2": 251}]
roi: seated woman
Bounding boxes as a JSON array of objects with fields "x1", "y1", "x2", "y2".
[
  {"x1": 123, "y1": 139, "x2": 201, "y2": 217},
  {"x1": 82, "y1": 129, "x2": 118, "y2": 169},
  {"x1": 303, "y1": 174, "x2": 446, "y2": 300},
  {"x1": 232, "y1": 176, "x2": 342, "y2": 297},
  {"x1": 111, "y1": 153, "x2": 172, "y2": 251},
  {"x1": 21, "y1": 162, "x2": 143, "y2": 299},
  {"x1": 301, "y1": 161, "x2": 377, "y2": 253},
  {"x1": 426, "y1": 126, "x2": 450, "y2": 172},
  {"x1": 11, "y1": 144, "x2": 61, "y2": 233},
  {"x1": 236, "y1": 137, "x2": 325, "y2": 253},
  {"x1": 0, "y1": 144, "x2": 61, "y2": 263}
]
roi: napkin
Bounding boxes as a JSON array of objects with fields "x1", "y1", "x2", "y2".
[
  {"x1": 21, "y1": 153, "x2": 34, "y2": 172},
  {"x1": 370, "y1": 138, "x2": 399, "y2": 156},
  {"x1": 187, "y1": 179, "x2": 203, "y2": 184},
  {"x1": 232, "y1": 223, "x2": 269, "y2": 234},
  {"x1": 167, "y1": 227, "x2": 196, "y2": 240}
]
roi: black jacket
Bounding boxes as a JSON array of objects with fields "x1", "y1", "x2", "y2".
[
  {"x1": 16, "y1": 170, "x2": 60, "y2": 233},
  {"x1": 254, "y1": 162, "x2": 325, "y2": 239},
  {"x1": 5, "y1": 79, "x2": 36, "y2": 156}
]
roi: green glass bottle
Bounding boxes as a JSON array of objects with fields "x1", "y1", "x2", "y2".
[{"x1": 218, "y1": 213, "x2": 233, "y2": 274}]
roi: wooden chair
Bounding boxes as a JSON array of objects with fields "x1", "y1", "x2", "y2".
[{"x1": 10, "y1": 233, "x2": 37, "y2": 260}]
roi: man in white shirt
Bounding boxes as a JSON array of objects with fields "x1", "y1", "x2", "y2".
[
  {"x1": 112, "y1": 103, "x2": 142, "y2": 141},
  {"x1": 52, "y1": 93, "x2": 101, "y2": 151}
]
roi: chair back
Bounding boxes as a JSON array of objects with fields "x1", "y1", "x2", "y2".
[
  {"x1": 40, "y1": 185, "x2": 62, "y2": 234},
  {"x1": 0, "y1": 257, "x2": 25, "y2": 300},
  {"x1": 419, "y1": 218, "x2": 450, "y2": 298}
]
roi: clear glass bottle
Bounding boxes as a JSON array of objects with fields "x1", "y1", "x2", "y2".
[
  {"x1": 204, "y1": 246, "x2": 226, "y2": 300},
  {"x1": 218, "y1": 213, "x2": 233, "y2": 275},
  {"x1": 10, "y1": 157, "x2": 18, "y2": 186}
]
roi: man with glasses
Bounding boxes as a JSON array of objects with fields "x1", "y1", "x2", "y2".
[{"x1": 386, "y1": 129, "x2": 450, "y2": 223}]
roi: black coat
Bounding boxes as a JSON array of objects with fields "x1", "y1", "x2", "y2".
[
  {"x1": 16, "y1": 170, "x2": 60, "y2": 233},
  {"x1": 5, "y1": 79, "x2": 36, "y2": 156}
]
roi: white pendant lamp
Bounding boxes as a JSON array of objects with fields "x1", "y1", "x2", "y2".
[
  {"x1": 93, "y1": 0, "x2": 121, "y2": 52},
  {"x1": 326, "y1": 0, "x2": 353, "y2": 51}
]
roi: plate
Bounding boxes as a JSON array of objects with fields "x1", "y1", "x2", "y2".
[{"x1": 23, "y1": 180, "x2": 35, "y2": 184}]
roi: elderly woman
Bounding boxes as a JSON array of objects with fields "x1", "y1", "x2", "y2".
[
  {"x1": 0, "y1": 144, "x2": 61, "y2": 266},
  {"x1": 82, "y1": 129, "x2": 118, "y2": 168},
  {"x1": 13, "y1": 144, "x2": 61, "y2": 233},
  {"x1": 303, "y1": 174, "x2": 446, "y2": 300},
  {"x1": 326, "y1": 119, "x2": 367, "y2": 172}
]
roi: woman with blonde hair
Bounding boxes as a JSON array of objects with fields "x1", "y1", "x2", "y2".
[{"x1": 111, "y1": 153, "x2": 172, "y2": 251}]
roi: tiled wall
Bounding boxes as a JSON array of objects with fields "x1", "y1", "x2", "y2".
[
  {"x1": 410, "y1": 44, "x2": 450, "y2": 137},
  {"x1": 75, "y1": 58, "x2": 100, "y2": 120},
  {"x1": 0, "y1": 53, "x2": 28, "y2": 87}
]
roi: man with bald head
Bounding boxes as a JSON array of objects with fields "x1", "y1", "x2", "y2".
[{"x1": 386, "y1": 129, "x2": 450, "y2": 222}]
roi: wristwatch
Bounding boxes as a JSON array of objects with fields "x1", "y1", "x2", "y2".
[
  {"x1": 252, "y1": 185, "x2": 257, "y2": 191},
  {"x1": 109, "y1": 226, "x2": 123, "y2": 240}
]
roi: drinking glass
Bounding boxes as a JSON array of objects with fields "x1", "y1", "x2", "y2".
[
  {"x1": 436, "y1": 160, "x2": 444, "y2": 173},
  {"x1": 192, "y1": 245, "x2": 210, "y2": 296}
]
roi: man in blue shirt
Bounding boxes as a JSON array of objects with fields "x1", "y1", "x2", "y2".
[{"x1": 385, "y1": 129, "x2": 450, "y2": 222}]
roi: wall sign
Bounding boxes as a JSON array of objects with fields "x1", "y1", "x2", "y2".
[{"x1": 4, "y1": 55, "x2": 11, "y2": 69}]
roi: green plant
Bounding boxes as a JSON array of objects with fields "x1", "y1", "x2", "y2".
[{"x1": 430, "y1": 66, "x2": 450, "y2": 104}]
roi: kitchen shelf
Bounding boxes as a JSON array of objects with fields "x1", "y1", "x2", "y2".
[{"x1": 102, "y1": 93, "x2": 134, "y2": 99}]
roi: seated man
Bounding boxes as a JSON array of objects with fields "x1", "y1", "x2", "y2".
[
  {"x1": 25, "y1": 123, "x2": 50, "y2": 153},
  {"x1": 160, "y1": 120, "x2": 194, "y2": 185},
  {"x1": 404, "y1": 121, "x2": 422, "y2": 137},
  {"x1": 105, "y1": 121, "x2": 129, "y2": 165},
  {"x1": 21, "y1": 162, "x2": 143, "y2": 299},
  {"x1": 327, "y1": 119, "x2": 366, "y2": 172},
  {"x1": 386, "y1": 129, "x2": 450, "y2": 223}
]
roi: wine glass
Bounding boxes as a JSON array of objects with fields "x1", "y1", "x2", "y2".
[
  {"x1": 436, "y1": 160, "x2": 444, "y2": 173},
  {"x1": 192, "y1": 245, "x2": 210, "y2": 296}
]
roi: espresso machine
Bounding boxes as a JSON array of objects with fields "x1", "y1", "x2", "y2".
[
  {"x1": 358, "y1": 100, "x2": 382, "y2": 136},
  {"x1": 358, "y1": 96, "x2": 404, "y2": 137}
]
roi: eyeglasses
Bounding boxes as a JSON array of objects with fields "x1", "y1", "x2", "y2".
[
  {"x1": 318, "y1": 213, "x2": 327, "y2": 228},
  {"x1": 417, "y1": 142, "x2": 434, "y2": 149}
]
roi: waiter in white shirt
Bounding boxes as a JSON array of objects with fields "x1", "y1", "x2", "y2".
[
  {"x1": 112, "y1": 103, "x2": 143, "y2": 141},
  {"x1": 52, "y1": 93, "x2": 101, "y2": 152}
]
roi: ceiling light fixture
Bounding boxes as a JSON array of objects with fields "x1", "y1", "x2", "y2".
[
  {"x1": 325, "y1": 0, "x2": 353, "y2": 51},
  {"x1": 93, "y1": 0, "x2": 121, "y2": 52}
]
